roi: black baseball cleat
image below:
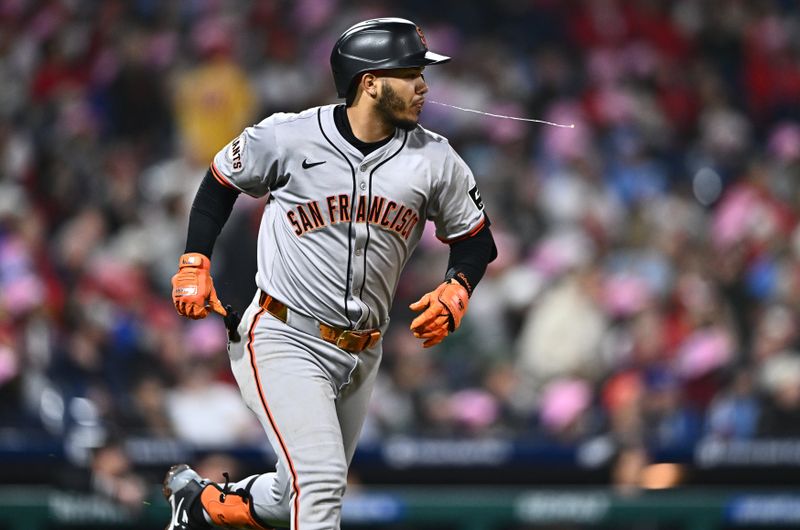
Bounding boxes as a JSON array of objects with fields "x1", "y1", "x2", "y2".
[{"x1": 163, "y1": 464, "x2": 210, "y2": 530}]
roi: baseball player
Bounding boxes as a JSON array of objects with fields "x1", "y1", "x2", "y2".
[{"x1": 164, "y1": 17, "x2": 497, "y2": 530}]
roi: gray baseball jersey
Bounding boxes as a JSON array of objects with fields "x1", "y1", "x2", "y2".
[
  {"x1": 211, "y1": 104, "x2": 486, "y2": 329},
  {"x1": 210, "y1": 104, "x2": 486, "y2": 530}
]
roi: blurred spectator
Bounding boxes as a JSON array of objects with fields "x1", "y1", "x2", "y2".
[
  {"x1": 516, "y1": 266, "x2": 610, "y2": 389},
  {"x1": 165, "y1": 356, "x2": 263, "y2": 447},
  {"x1": 163, "y1": 318, "x2": 262, "y2": 446},
  {"x1": 56, "y1": 438, "x2": 148, "y2": 513},
  {"x1": 88, "y1": 440, "x2": 148, "y2": 512},
  {"x1": 640, "y1": 367, "x2": 702, "y2": 450},
  {"x1": 105, "y1": 28, "x2": 174, "y2": 160},
  {"x1": 538, "y1": 377, "x2": 594, "y2": 442},
  {"x1": 365, "y1": 332, "x2": 441, "y2": 437},
  {"x1": 757, "y1": 351, "x2": 800, "y2": 437},
  {"x1": 119, "y1": 373, "x2": 174, "y2": 438},
  {"x1": 172, "y1": 15, "x2": 257, "y2": 166},
  {"x1": 705, "y1": 368, "x2": 760, "y2": 440}
]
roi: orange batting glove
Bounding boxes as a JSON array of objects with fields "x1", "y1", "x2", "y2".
[
  {"x1": 409, "y1": 279, "x2": 469, "y2": 348},
  {"x1": 171, "y1": 253, "x2": 226, "y2": 319}
]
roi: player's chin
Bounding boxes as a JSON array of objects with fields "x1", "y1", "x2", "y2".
[
  {"x1": 398, "y1": 108, "x2": 422, "y2": 129},
  {"x1": 394, "y1": 114, "x2": 419, "y2": 131}
]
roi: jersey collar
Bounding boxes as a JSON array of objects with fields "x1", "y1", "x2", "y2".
[{"x1": 321, "y1": 104, "x2": 407, "y2": 164}]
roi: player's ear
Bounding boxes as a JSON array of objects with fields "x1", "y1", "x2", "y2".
[{"x1": 362, "y1": 72, "x2": 379, "y2": 99}]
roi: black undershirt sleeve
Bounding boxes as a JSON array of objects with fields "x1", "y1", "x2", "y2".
[
  {"x1": 444, "y1": 220, "x2": 498, "y2": 297},
  {"x1": 184, "y1": 169, "x2": 240, "y2": 257}
]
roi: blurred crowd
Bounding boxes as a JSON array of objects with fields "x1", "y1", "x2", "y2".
[{"x1": 3, "y1": 0, "x2": 800, "y2": 497}]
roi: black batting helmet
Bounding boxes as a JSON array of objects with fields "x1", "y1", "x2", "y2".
[{"x1": 330, "y1": 17, "x2": 451, "y2": 100}]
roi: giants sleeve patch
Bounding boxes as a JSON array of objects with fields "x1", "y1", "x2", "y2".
[
  {"x1": 468, "y1": 185, "x2": 484, "y2": 210},
  {"x1": 227, "y1": 133, "x2": 246, "y2": 173}
]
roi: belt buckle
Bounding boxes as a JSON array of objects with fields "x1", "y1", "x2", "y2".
[
  {"x1": 335, "y1": 330, "x2": 360, "y2": 353},
  {"x1": 335, "y1": 329, "x2": 381, "y2": 353}
]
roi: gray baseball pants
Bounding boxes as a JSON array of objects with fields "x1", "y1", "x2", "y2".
[{"x1": 225, "y1": 291, "x2": 382, "y2": 530}]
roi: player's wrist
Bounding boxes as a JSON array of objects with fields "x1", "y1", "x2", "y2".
[
  {"x1": 444, "y1": 271, "x2": 473, "y2": 297},
  {"x1": 178, "y1": 252, "x2": 211, "y2": 270}
]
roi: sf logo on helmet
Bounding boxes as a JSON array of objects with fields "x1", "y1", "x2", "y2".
[{"x1": 416, "y1": 26, "x2": 427, "y2": 47}]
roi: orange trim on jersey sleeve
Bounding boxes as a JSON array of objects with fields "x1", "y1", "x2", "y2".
[
  {"x1": 210, "y1": 163, "x2": 238, "y2": 191},
  {"x1": 437, "y1": 215, "x2": 486, "y2": 244},
  {"x1": 246, "y1": 309, "x2": 301, "y2": 529}
]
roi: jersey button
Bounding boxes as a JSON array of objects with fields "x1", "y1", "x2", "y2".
[
  {"x1": 359, "y1": 182, "x2": 366, "y2": 190},
  {"x1": 360, "y1": 165, "x2": 367, "y2": 172},
  {"x1": 355, "y1": 249, "x2": 362, "y2": 256}
]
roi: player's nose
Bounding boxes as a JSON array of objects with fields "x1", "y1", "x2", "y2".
[{"x1": 416, "y1": 76, "x2": 428, "y2": 94}]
